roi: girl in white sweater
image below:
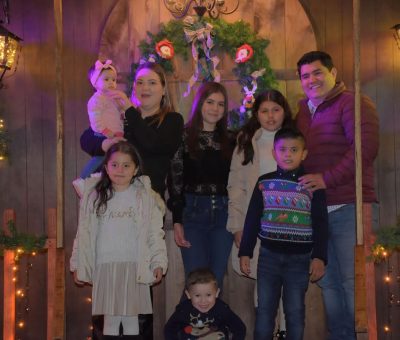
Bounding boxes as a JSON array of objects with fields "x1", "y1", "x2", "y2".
[
  {"x1": 227, "y1": 89, "x2": 293, "y2": 336},
  {"x1": 70, "y1": 141, "x2": 167, "y2": 339}
]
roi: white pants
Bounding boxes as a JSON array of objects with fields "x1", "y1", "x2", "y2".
[{"x1": 103, "y1": 315, "x2": 139, "y2": 336}]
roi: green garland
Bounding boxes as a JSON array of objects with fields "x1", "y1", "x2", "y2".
[
  {"x1": 129, "y1": 17, "x2": 277, "y2": 130},
  {"x1": 0, "y1": 220, "x2": 47, "y2": 255},
  {"x1": 370, "y1": 217, "x2": 400, "y2": 263}
]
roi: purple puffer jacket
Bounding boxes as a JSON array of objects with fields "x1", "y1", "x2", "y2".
[{"x1": 296, "y1": 81, "x2": 379, "y2": 205}]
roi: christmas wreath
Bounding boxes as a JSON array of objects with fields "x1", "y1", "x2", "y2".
[{"x1": 129, "y1": 16, "x2": 277, "y2": 130}]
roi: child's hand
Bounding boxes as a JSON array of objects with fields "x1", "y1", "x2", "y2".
[
  {"x1": 108, "y1": 90, "x2": 133, "y2": 112},
  {"x1": 309, "y1": 258, "x2": 325, "y2": 282},
  {"x1": 173, "y1": 223, "x2": 191, "y2": 248},
  {"x1": 233, "y1": 231, "x2": 243, "y2": 248},
  {"x1": 73, "y1": 271, "x2": 85, "y2": 286},
  {"x1": 239, "y1": 256, "x2": 251, "y2": 276},
  {"x1": 152, "y1": 267, "x2": 163, "y2": 284}
]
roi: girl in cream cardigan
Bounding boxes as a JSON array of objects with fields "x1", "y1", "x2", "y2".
[
  {"x1": 227, "y1": 90, "x2": 293, "y2": 336},
  {"x1": 70, "y1": 141, "x2": 167, "y2": 338}
]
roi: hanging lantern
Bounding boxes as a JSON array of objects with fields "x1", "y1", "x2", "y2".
[{"x1": 0, "y1": 25, "x2": 22, "y2": 87}]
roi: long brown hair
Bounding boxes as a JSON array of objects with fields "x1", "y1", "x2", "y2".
[
  {"x1": 237, "y1": 89, "x2": 293, "y2": 165},
  {"x1": 133, "y1": 62, "x2": 175, "y2": 126},
  {"x1": 93, "y1": 141, "x2": 144, "y2": 216},
  {"x1": 185, "y1": 82, "x2": 232, "y2": 159}
]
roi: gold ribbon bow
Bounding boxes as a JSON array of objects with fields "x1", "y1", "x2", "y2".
[{"x1": 183, "y1": 17, "x2": 220, "y2": 97}]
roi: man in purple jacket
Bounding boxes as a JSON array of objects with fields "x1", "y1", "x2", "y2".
[{"x1": 295, "y1": 51, "x2": 379, "y2": 340}]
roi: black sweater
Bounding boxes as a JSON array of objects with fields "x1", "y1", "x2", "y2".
[
  {"x1": 164, "y1": 299, "x2": 246, "y2": 340},
  {"x1": 167, "y1": 129, "x2": 234, "y2": 224},
  {"x1": 80, "y1": 106, "x2": 184, "y2": 197}
]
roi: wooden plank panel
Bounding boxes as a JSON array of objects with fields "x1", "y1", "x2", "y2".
[
  {"x1": 0, "y1": 0, "x2": 28, "y2": 236},
  {"x1": 393, "y1": 0, "x2": 400, "y2": 239},
  {"x1": 341, "y1": 0, "x2": 354, "y2": 90},
  {"x1": 375, "y1": 0, "x2": 396, "y2": 229},
  {"x1": 255, "y1": 0, "x2": 286, "y2": 70},
  {"x1": 299, "y1": 0, "x2": 326, "y2": 49},
  {"x1": 3, "y1": 210, "x2": 16, "y2": 340},
  {"x1": 0, "y1": 1, "x2": 27, "y2": 334},
  {"x1": 285, "y1": 0, "x2": 317, "y2": 69},
  {"x1": 324, "y1": 0, "x2": 343, "y2": 80}
]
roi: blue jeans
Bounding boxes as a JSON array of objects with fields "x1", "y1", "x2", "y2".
[
  {"x1": 255, "y1": 247, "x2": 310, "y2": 340},
  {"x1": 80, "y1": 156, "x2": 104, "y2": 178},
  {"x1": 180, "y1": 194, "x2": 233, "y2": 289},
  {"x1": 318, "y1": 204, "x2": 378, "y2": 340}
]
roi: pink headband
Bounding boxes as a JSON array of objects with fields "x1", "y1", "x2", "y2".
[{"x1": 90, "y1": 60, "x2": 117, "y2": 87}]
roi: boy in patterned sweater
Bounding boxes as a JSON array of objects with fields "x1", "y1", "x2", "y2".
[{"x1": 239, "y1": 127, "x2": 328, "y2": 340}]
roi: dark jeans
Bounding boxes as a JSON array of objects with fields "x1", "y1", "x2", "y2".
[
  {"x1": 318, "y1": 203, "x2": 379, "y2": 340},
  {"x1": 180, "y1": 194, "x2": 233, "y2": 289},
  {"x1": 80, "y1": 156, "x2": 104, "y2": 178},
  {"x1": 255, "y1": 247, "x2": 310, "y2": 340}
]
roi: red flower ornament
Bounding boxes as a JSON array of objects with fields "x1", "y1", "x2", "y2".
[
  {"x1": 156, "y1": 39, "x2": 175, "y2": 59},
  {"x1": 235, "y1": 44, "x2": 254, "y2": 63}
]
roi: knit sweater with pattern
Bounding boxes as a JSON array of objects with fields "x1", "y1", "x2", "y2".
[{"x1": 238, "y1": 166, "x2": 328, "y2": 263}]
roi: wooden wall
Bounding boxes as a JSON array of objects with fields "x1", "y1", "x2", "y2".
[{"x1": 0, "y1": 0, "x2": 400, "y2": 339}]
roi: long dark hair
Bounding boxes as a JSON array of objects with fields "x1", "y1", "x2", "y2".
[
  {"x1": 185, "y1": 82, "x2": 232, "y2": 159},
  {"x1": 133, "y1": 62, "x2": 175, "y2": 126},
  {"x1": 237, "y1": 89, "x2": 293, "y2": 165},
  {"x1": 93, "y1": 141, "x2": 144, "y2": 216}
]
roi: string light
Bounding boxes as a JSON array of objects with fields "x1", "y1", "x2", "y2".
[
  {"x1": 86, "y1": 295, "x2": 92, "y2": 338},
  {"x1": 378, "y1": 248, "x2": 400, "y2": 338},
  {"x1": 11, "y1": 249, "x2": 34, "y2": 339},
  {"x1": 0, "y1": 116, "x2": 8, "y2": 161}
]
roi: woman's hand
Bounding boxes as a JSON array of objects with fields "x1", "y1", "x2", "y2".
[
  {"x1": 173, "y1": 223, "x2": 191, "y2": 248},
  {"x1": 309, "y1": 258, "x2": 325, "y2": 282},
  {"x1": 233, "y1": 230, "x2": 243, "y2": 248},
  {"x1": 73, "y1": 271, "x2": 85, "y2": 286},
  {"x1": 101, "y1": 136, "x2": 126, "y2": 152},
  {"x1": 108, "y1": 90, "x2": 134, "y2": 112},
  {"x1": 152, "y1": 267, "x2": 163, "y2": 284},
  {"x1": 239, "y1": 256, "x2": 251, "y2": 276}
]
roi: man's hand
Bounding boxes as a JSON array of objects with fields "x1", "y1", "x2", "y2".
[
  {"x1": 309, "y1": 258, "x2": 325, "y2": 282},
  {"x1": 240, "y1": 256, "x2": 251, "y2": 276},
  {"x1": 299, "y1": 173, "x2": 326, "y2": 192},
  {"x1": 173, "y1": 223, "x2": 191, "y2": 248}
]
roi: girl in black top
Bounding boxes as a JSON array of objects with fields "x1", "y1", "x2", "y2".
[
  {"x1": 167, "y1": 82, "x2": 234, "y2": 289},
  {"x1": 80, "y1": 62, "x2": 184, "y2": 198}
]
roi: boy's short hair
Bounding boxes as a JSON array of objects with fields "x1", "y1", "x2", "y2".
[
  {"x1": 186, "y1": 268, "x2": 218, "y2": 290},
  {"x1": 274, "y1": 127, "x2": 306, "y2": 148},
  {"x1": 297, "y1": 51, "x2": 334, "y2": 77}
]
